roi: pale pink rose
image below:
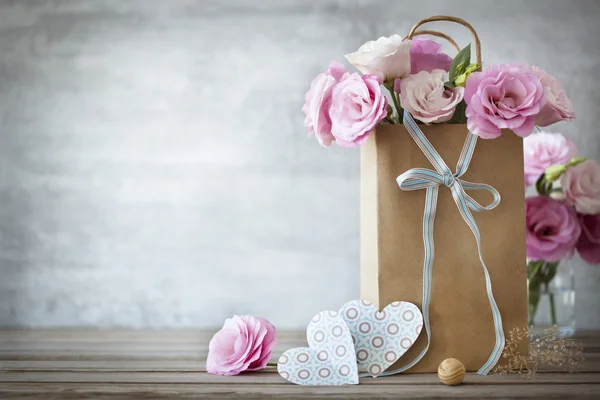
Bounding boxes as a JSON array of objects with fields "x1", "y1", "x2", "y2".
[
  {"x1": 577, "y1": 213, "x2": 600, "y2": 264},
  {"x1": 523, "y1": 132, "x2": 578, "y2": 186},
  {"x1": 531, "y1": 66, "x2": 575, "y2": 127},
  {"x1": 302, "y1": 62, "x2": 348, "y2": 147},
  {"x1": 526, "y1": 196, "x2": 581, "y2": 262},
  {"x1": 400, "y1": 69, "x2": 464, "y2": 124},
  {"x1": 464, "y1": 64, "x2": 545, "y2": 139},
  {"x1": 561, "y1": 160, "x2": 600, "y2": 214},
  {"x1": 410, "y1": 38, "x2": 453, "y2": 74},
  {"x1": 206, "y1": 315, "x2": 278, "y2": 376},
  {"x1": 344, "y1": 35, "x2": 411, "y2": 81},
  {"x1": 329, "y1": 73, "x2": 387, "y2": 147}
]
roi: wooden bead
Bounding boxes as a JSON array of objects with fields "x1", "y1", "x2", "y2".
[{"x1": 437, "y1": 358, "x2": 466, "y2": 386}]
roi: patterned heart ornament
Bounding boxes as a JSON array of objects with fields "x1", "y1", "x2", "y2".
[
  {"x1": 339, "y1": 300, "x2": 423, "y2": 377},
  {"x1": 277, "y1": 310, "x2": 359, "y2": 385}
]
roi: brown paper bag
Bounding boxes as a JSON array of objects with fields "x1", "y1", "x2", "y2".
[{"x1": 360, "y1": 122, "x2": 528, "y2": 372}]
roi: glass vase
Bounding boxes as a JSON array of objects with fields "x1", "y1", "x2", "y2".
[{"x1": 527, "y1": 260, "x2": 575, "y2": 338}]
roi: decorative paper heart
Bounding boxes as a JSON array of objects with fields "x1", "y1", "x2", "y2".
[
  {"x1": 339, "y1": 300, "x2": 423, "y2": 377},
  {"x1": 277, "y1": 310, "x2": 359, "y2": 386}
]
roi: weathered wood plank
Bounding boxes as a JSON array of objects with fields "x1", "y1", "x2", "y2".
[
  {"x1": 0, "y1": 330, "x2": 308, "y2": 343},
  {"x1": 1, "y1": 382, "x2": 600, "y2": 399},
  {"x1": 0, "y1": 330, "x2": 597, "y2": 345},
  {"x1": 1, "y1": 357, "x2": 598, "y2": 373},
  {"x1": 1, "y1": 356, "x2": 597, "y2": 372},
  {"x1": 1, "y1": 370, "x2": 599, "y2": 385}
]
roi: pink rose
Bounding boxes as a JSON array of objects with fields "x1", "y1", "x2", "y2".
[
  {"x1": 526, "y1": 196, "x2": 581, "y2": 262},
  {"x1": 329, "y1": 73, "x2": 387, "y2": 147},
  {"x1": 400, "y1": 69, "x2": 464, "y2": 124},
  {"x1": 561, "y1": 160, "x2": 600, "y2": 215},
  {"x1": 344, "y1": 35, "x2": 411, "y2": 81},
  {"x1": 206, "y1": 315, "x2": 278, "y2": 376},
  {"x1": 464, "y1": 64, "x2": 545, "y2": 139},
  {"x1": 410, "y1": 38, "x2": 453, "y2": 74},
  {"x1": 302, "y1": 62, "x2": 348, "y2": 147},
  {"x1": 577, "y1": 213, "x2": 600, "y2": 264},
  {"x1": 531, "y1": 66, "x2": 575, "y2": 127},
  {"x1": 523, "y1": 132, "x2": 577, "y2": 186}
]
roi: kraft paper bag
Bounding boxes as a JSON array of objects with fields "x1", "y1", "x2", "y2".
[{"x1": 360, "y1": 123, "x2": 528, "y2": 373}]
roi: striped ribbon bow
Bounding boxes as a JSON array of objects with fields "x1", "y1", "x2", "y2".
[{"x1": 381, "y1": 111, "x2": 505, "y2": 376}]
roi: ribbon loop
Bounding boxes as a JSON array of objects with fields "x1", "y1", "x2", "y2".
[
  {"x1": 397, "y1": 168, "x2": 443, "y2": 191},
  {"x1": 460, "y1": 180, "x2": 501, "y2": 211},
  {"x1": 382, "y1": 111, "x2": 504, "y2": 377}
]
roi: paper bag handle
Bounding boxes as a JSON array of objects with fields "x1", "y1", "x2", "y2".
[
  {"x1": 407, "y1": 15, "x2": 482, "y2": 70},
  {"x1": 411, "y1": 30, "x2": 460, "y2": 52}
]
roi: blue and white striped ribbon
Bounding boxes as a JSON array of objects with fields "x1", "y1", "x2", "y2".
[{"x1": 380, "y1": 111, "x2": 504, "y2": 376}]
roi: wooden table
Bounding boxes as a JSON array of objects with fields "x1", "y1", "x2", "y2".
[{"x1": 0, "y1": 330, "x2": 599, "y2": 399}]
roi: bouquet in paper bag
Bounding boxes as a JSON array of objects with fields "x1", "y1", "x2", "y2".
[
  {"x1": 302, "y1": 31, "x2": 575, "y2": 147},
  {"x1": 302, "y1": 16, "x2": 575, "y2": 376},
  {"x1": 303, "y1": 26, "x2": 572, "y2": 145}
]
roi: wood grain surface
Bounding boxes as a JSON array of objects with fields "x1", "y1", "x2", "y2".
[{"x1": 0, "y1": 330, "x2": 599, "y2": 399}]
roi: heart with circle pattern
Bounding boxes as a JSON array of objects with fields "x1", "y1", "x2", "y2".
[
  {"x1": 339, "y1": 300, "x2": 423, "y2": 377},
  {"x1": 277, "y1": 310, "x2": 359, "y2": 385}
]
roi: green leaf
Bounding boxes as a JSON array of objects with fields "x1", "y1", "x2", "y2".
[
  {"x1": 448, "y1": 44, "x2": 471, "y2": 83},
  {"x1": 444, "y1": 81, "x2": 455, "y2": 89}
]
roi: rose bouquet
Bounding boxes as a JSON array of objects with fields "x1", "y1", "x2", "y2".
[
  {"x1": 524, "y1": 133, "x2": 600, "y2": 329},
  {"x1": 300, "y1": 15, "x2": 588, "y2": 373},
  {"x1": 303, "y1": 15, "x2": 583, "y2": 348},
  {"x1": 303, "y1": 23, "x2": 573, "y2": 146}
]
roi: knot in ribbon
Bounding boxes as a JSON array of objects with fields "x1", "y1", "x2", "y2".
[
  {"x1": 443, "y1": 173, "x2": 456, "y2": 188},
  {"x1": 379, "y1": 111, "x2": 505, "y2": 377}
]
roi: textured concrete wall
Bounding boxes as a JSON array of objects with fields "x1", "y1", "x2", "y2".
[{"x1": 0, "y1": 0, "x2": 598, "y2": 330}]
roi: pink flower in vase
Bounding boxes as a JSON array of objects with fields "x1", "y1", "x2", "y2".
[
  {"x1": 531, "y1": 66, "x2": 575, "y2": 127},
  {"x1": 410, "y1": 38, "x2": 453, "y2": 74},
  {"x1": 302, "y1": 61, "x2": 348, "y2": 147},
  {"x1": 577, "y1": 213, "x2": 600, "y2": 264},
  {"x1": 526, "y1": 196, "x2": 581, "y2": 262},
  {"x1": 329, "y1": 73, "x2": 387, "y2": 147},
  {"x1": 523, "y1": 132, "x2": 577, "y2": 187},
  {"x1": 464, "y1": 64, "x2": 545, "y2": 139},
  {"x1": 206, "y1": 315, "x2": 278, "y2": 376},
  {"x1": 561, "y1": 160, "x2": 600, "y2": 215}
]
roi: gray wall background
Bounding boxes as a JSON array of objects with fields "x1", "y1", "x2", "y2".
[{"x1": 0, "y1": 0, "x2": 599, "y2": 330}]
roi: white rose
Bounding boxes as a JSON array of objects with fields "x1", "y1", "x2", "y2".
[
  {"x1": 344, "y1": 35, "x2": 411, "y2": 82},
  {"x1": 400, "y1": 69, "x2": 464, "y2": 124}
]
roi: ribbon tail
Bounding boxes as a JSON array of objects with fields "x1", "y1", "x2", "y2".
[
  {"x1": 450, "y1": 186, "x2": 505, "y2": 375},
  {"x1": 396, "y1": 112, "x2": 504, "y2": 376},
  {"x1": 379, "y1": 185, "x2": 438, "y2": 376}
]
